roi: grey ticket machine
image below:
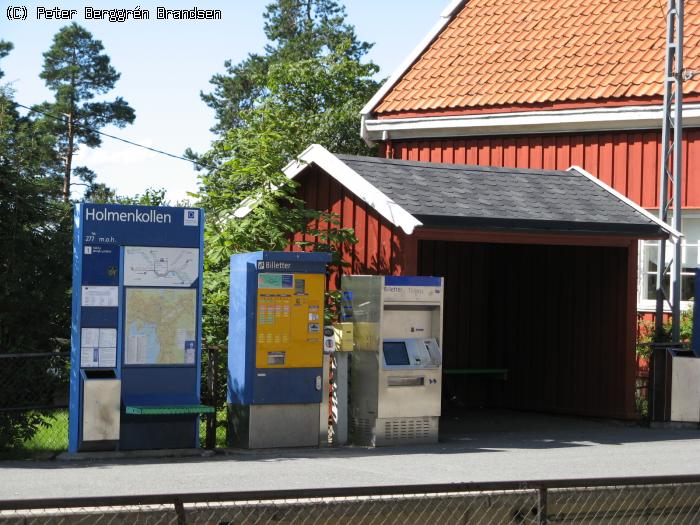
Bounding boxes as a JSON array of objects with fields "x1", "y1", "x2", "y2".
[{"x1": 341, "y1": 275, "x2": 443, "y2": 446}]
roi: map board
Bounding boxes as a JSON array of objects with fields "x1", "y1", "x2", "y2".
[
  {"x1": 124, "y1": 288, "x2": 197, "y2": 365},
  {"x1": 124, "y1": 247, "x2": 199, "y2": 287}
]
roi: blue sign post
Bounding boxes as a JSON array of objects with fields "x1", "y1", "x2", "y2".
[{"x1": 69, "y1": 203, "x2": 206, "y2": 452}]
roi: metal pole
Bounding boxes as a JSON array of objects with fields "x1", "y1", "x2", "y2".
[
  {"x1": 671, "y1": 0, "x2": 684, "y2": 343},
  {"x1": 537, "y1": 487, "x2": 548, "y2": 525},
  {"x1": 655, "y1": 0, "x2": 684, "y2": 343},
  {"x1": 652, "y1": 0, "x2": 684, "y2": 423}
]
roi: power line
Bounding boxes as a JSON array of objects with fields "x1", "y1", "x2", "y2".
[{"x1": 15, "y1": 102, "x2": 209, "y2": 169}]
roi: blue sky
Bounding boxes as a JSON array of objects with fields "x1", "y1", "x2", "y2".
[{"x1": 2, "y1": 1, "x2": 445, "y2": 201}]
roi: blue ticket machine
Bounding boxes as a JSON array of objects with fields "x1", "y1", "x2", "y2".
[
  {"x1": 228, "y1": 251, "x2": 331, "y2": 448},
  {"x1": 69, "y1": 204, "x2": 206, "y2": 452}
]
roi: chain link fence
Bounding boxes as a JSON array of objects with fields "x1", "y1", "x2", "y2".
[
  {"x1": 0, "y1": 352, "x2": 71, "y2": 458},
  {"x1": 0, "y1": 476, "x2": 698, "y2": 524},
  {"x1": 0, "y1": 344, "x2": 681, "y2": 457},
  {"x1": 0, "y1": 349, "x2": 226, "y2": 458}
]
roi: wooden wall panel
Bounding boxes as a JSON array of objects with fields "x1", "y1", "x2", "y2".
[
  {"x1": 292, "y1": 166, "x2": 637, "y2": 419},
  {"x1": 291, "y1": 168, "x2": 405, "y2": 290},
  {"x1": 418, "y1": 240, "x2": 637, "y2": 419},
  {"x1": 390, "y1": 129, "x2": 700, "y2": 209}
]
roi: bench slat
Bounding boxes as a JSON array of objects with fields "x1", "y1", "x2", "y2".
[
  {"x1": 443, "y1": 368, "x2": 508, "y2": 379},
  {"x1": 125, "y1": 405, "x2": 215, "y2": 415}
]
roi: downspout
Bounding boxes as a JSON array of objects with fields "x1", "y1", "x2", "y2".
[{"x1": 383, "y1": 131, "x2": 393, "y2": 159}]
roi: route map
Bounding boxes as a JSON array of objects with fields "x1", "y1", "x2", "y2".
[
  {"x1": 124, "y1": 246, "x2": 199, "y2": 287},
  {"x1": 124, "y1": 288, "x2": 197, "y2": 365}
]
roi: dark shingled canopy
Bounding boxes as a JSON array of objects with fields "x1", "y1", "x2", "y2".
[{"x1": 334, "y1": 154, "x2": 669, "y2": 238}]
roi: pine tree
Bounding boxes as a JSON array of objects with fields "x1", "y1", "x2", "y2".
[
  {"x1": 36, "y1": 24, "x2": 135, "y2": 201},
  {"x1": 201, "y1": 0, "x2": 373, "y2": 135}
]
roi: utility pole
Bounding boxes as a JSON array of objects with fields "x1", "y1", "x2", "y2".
[{"x1": 655, "y1": 0, "x2": 685, "y2": 344}]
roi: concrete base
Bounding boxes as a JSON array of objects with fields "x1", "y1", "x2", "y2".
[
  {"x1": 57, "y1": 448, "x2": 215, "y2": 461},
  {"x1": 228, "y1": 403, "x2": 320, "y2": 449},
  {"x1": 650, "y1": 421, "x2": 700, "y2": 430}
]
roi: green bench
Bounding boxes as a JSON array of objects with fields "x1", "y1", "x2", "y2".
[
  {"x1": 125, "y1": 404, "x2": 215, "y2": 415},
  {"x1": 443, "y1": 368, "x2": 509, "y2": 380}
]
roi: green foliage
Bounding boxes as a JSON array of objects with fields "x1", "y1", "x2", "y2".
[
  {"x1": 636, "y1": 318, "x2": 655, "y2": 359},
  {"x1": 74, "y1": 166, "x2": 116, "y2": 203},
  {"x1": 0, "y1": 47, "x2": 72, "y2": 448},
  {"x1": 0, "y1": 40, "x2": 12, "y2": 79},
  {"x1": 194, "y1": 0, "x2": 373, "y2": 348},
  {"x1": 79, "y1": 175, "x2": 173, "y2": 207},
  {"x1": 680, "y1": 303, "x2": 694, "y2": 342},
  {"x1": 198, "y1": 123, "x2": 306, "y2": 346},
  {"x1": 636, "y1": 304, "x2": 694, "y2": 359},
  {"x1": 0, "y1": 412, "x2": 49, "y2": 451},
  {"x1": 201, "y1": 0, "x2": 376, "y2": 136},
  {"x1": 263, "y1": 0, "x2": 371, "y2": 60},
  {"x1": 38, "y1": 23, "x2": 135, "y2": 148},
  {"x1": 111, "y1": 187, "x2": 171, "y2": 206},
  {"x1": 0, "y1": 87, "x2": 70, "y2": 354},
  {"x1": 297, "y1": 210, "x2": 357, "y2": 324}
]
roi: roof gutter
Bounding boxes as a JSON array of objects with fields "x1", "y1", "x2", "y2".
[{"x1": 363, "y1": 103, "x2": 700, "y2": 141}]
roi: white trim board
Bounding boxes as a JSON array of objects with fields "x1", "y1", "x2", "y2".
[
  {"x1": 235, "y1": 144, "x2": 423, "y2": 235},
  {"x1": 568, "y1": 166, "x2": 681, "y2": 241},
  {"x1": 363, "y1": 104, "x2": 700, "y2": 142}
]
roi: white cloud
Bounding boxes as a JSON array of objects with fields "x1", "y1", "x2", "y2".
[{"x1": 73, "y1": 138, "x2": 201, "y2": 203}]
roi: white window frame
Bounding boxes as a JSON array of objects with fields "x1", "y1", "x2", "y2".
[{"x1": 637, "y1": 210, "x2": 700, "y2": 312}]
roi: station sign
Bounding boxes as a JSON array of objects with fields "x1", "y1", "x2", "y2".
[{"x1": 69, "y1": 203, "x2": 204, "y2": 452}]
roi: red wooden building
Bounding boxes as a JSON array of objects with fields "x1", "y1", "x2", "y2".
[
  {"x1": 361, "y1": 0, "x2": 700, "y2": 316},
  {"x1": 278, "y1": 0, "x2": 700, "y2": 419},
  {"x1": 282, "y1": 145, "x2": 673, "y2": 419}
]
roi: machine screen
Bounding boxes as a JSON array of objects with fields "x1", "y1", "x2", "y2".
[{"x1": 383, "y1": 342, "x2": 410, "y2": 366}]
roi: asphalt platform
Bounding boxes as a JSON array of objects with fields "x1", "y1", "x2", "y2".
[{"x1": 2, "y1": 409, "x2": 699, "y2": 501}]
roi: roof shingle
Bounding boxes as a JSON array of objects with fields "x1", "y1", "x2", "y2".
[
  {"x1": 374, "y1": 0, "x2": 700, "y2": 115},
  {"x1": 334, "y1": 154, "x2": 668, "y2": 237}
]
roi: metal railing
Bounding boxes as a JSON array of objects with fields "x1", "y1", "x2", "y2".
[{"x1": 1, "y1": 475, "x2": 699, "y2": 524}]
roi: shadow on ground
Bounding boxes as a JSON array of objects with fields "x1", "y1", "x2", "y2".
[{"x1": 3, "y1": 408, "x2": 698, "y2": 471}]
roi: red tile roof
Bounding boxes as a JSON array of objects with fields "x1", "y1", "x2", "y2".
[{"x1": 374, "y1": 0, "x2": 700, "y2": 116}]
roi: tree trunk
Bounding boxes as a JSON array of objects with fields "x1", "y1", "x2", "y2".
[{"x1": 63, "y1": 112, "x2": 73, "y2": 202}]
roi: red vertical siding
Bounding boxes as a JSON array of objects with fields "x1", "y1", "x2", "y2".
[
  {"x1": 555, "y1": 136, "x2": 570, "y2": 170},
  {"x1": 390, "y1": 130, "x2": 700, "y2": 209},
  {"x1": 292, "y1": 168, "x2": 404, "y2": 289},
  {"x1": 543, "y1": 136, "x2": 556, "y2": 169},
  {"x1": 418, "y1": 240, "x2": 637, "y2": 419}
]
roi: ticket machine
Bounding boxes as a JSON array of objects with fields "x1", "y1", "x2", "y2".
[
  {"x1": 341, "y1": 275, "x2": 443, "y2": 446},
  {"x1": 227, "y1": 251, "x2": 331, "y2": 448}
]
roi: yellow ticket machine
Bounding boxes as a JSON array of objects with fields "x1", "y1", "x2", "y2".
[{"x1": 228, "y1": 252, "x2": 331, "y2": 448}]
